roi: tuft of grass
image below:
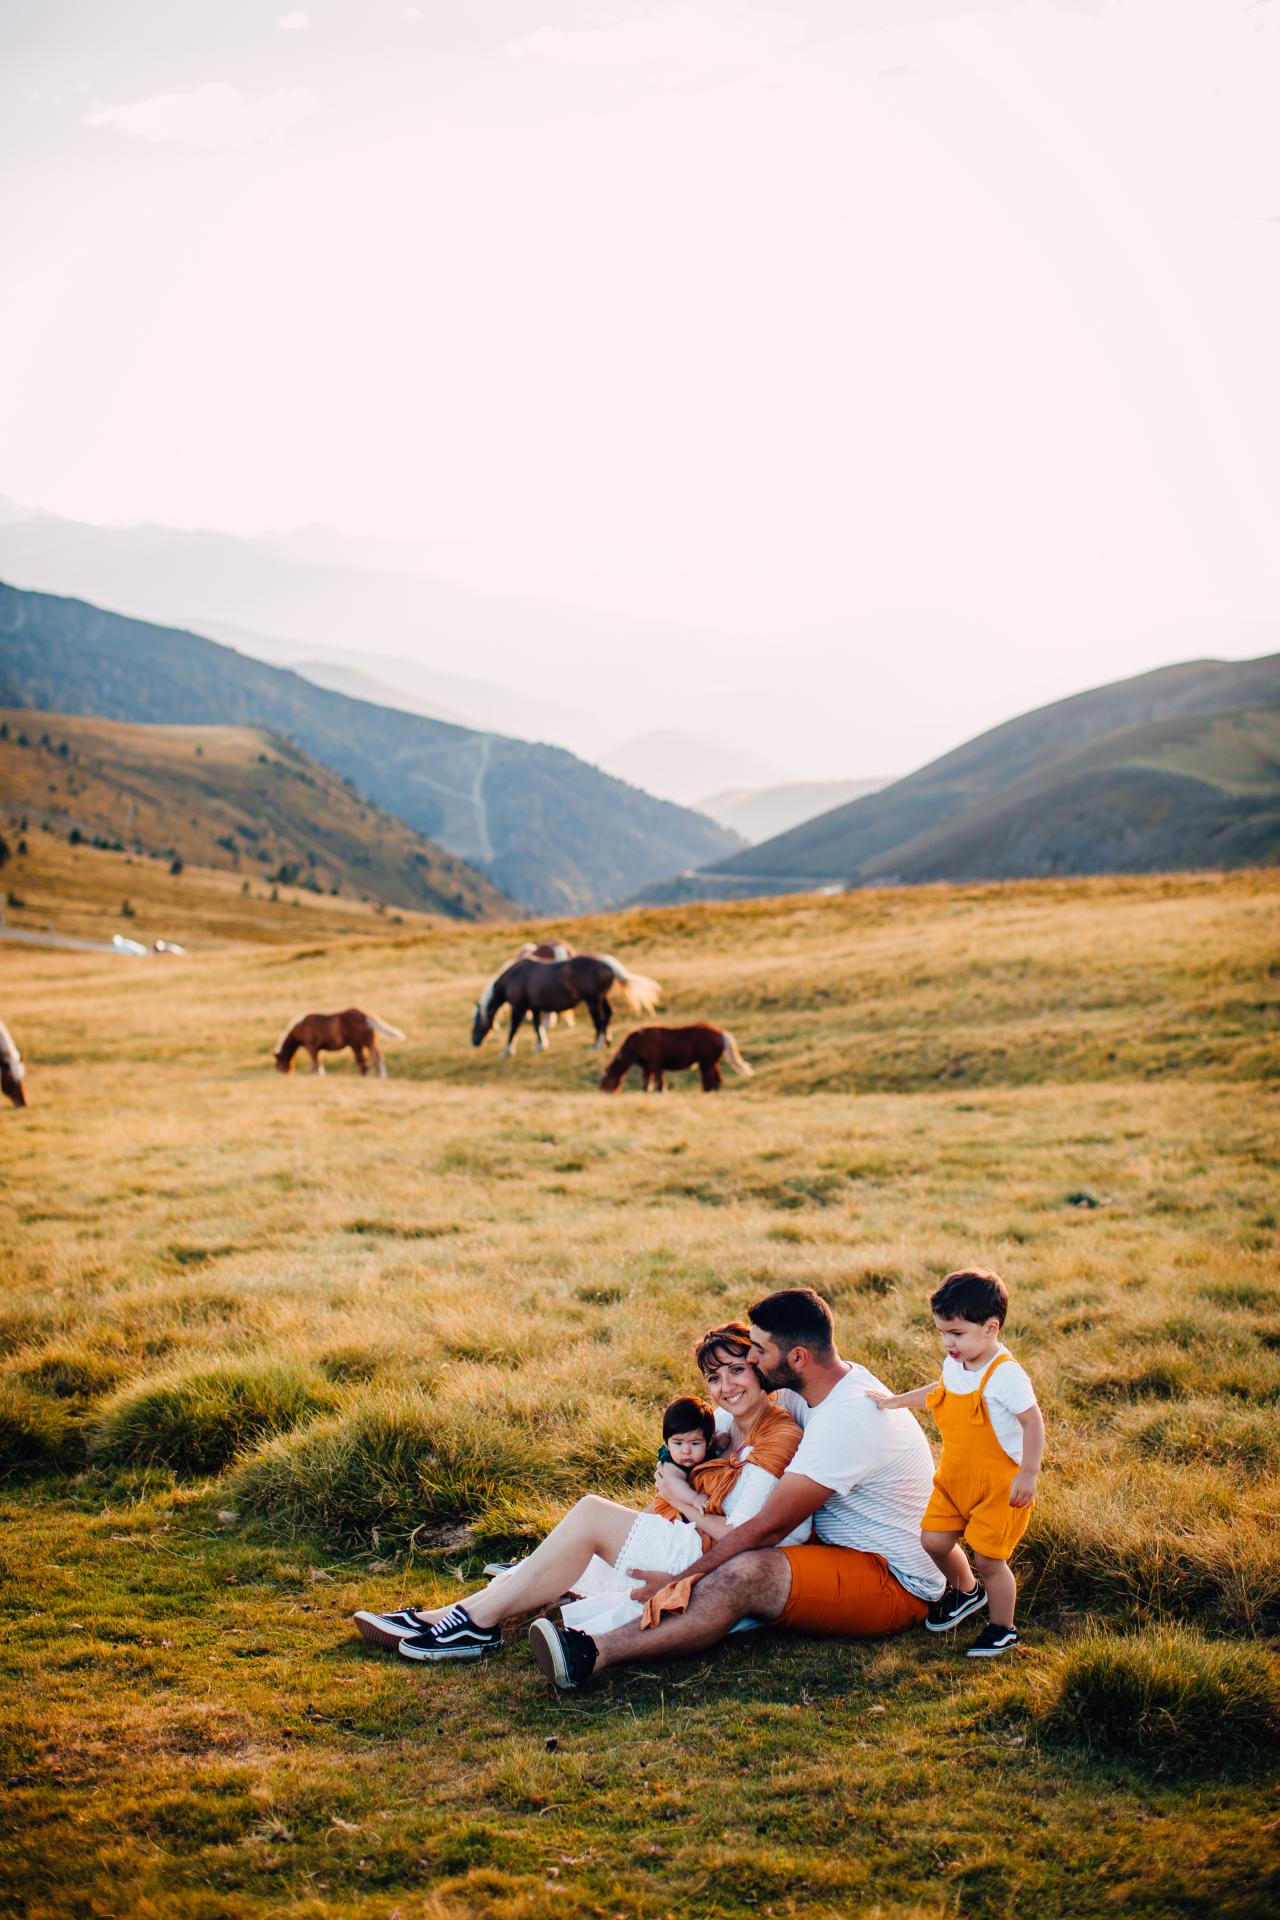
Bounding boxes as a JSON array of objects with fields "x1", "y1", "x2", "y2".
[
  {"x1": 92, "y1": 1358, "x2": 337, "y2": 1477},
  {"x1": 0, "y1": 1383, "x2": 86, "y2": 1475},
  {"x1": 1033, "y1": 1625, "x2": 1280, "y2": 1766},
  {"x1": 14, "y1": 1343, "x2": 126, "y2": 1402},
  {"x1": 234, "y1": 1383, "x2": 654, "y2": 1547}
]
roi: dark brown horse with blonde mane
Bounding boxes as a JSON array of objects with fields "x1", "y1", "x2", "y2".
[
  {"x1": 472, "y1": 952, "x2": 659, "y2": 1056},
  {"x1": 0, "y1": 1020, "x2": 28, "y2": 1108},
  {"x1": 515, "y1": 941, "x2": 576, "y2": 1027},
  {"x1": 274, "y1": 1009, "x2": 406, "y2": 1077},
  {"x1": 599, "y1": 1023, "x2": 752, "y2": 1093}
]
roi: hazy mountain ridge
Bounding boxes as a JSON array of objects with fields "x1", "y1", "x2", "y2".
[
  {"x1": 629, "y1": 653, "x2": 1280, "y2": 903},
  {"x1": 0, "y1": 581, "x2": 738, "y2": 912},
  {"x1": 697, "y1": 778, "x2": 894, "y2": 844},
  {"x1": 0, "y1": 709, "x2": 513, "y2": 920}
]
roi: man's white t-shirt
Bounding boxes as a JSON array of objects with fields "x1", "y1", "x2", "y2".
[
  {"x1": 721, "y1": 1370, "x2": 943, "y2": 1602},
  {"x1": 939, "y1": 1346, "x2": 1037, "y2": 1464}
]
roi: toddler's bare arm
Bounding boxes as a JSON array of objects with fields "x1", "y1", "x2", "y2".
[{"x1": 864, "y1": 1381, "x2": 939, "y2": 1411}]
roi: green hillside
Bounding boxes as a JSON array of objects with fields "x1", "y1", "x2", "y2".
[
  {"x1": 0, "y1": 581, "x2": 739, "y2": 912},
  {"x1": 0, "y1": 709, "x2": 514, "y2": 920},
  {"x1": 634, "y1": 653, "x2": 1280, "y2": 901}
]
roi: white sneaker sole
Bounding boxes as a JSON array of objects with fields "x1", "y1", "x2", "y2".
[
  {"x1": 528, "y1": 1617, "x2": 573, "y2": 1687},
  {"x1": 353, "y1": 1610, "x2": 419, "y2": 1652},
  {"x1": 398, "y1": 1640, "x2": 495, "y2": 1662}
]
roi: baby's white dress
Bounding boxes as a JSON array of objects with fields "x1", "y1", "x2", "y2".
[{"x1": 559, "y1": 1450, "x2": 811, "y2": 1637}]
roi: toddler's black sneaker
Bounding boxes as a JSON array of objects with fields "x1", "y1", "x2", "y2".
[
  {"x1": 925, "y1": 1579, "x2": 987, "y2": 1632},
  {"x1": 528, "y1": 1618, "x2": 598, "y2": 1690},
  {"x1": 967, "y1": 1622, "x2": 1019, "y2": 1657},
  {"x1": 397, "y1": 1604, "x2": 502, "y2": 1661}
]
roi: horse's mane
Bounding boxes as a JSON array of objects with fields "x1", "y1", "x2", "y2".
[
  {"x1": 0, "y1": 1020, "x2": 24, "y2": 1076},
  {"x1": 274, "y1": 1016, "x2": 303, "y2": 1054}
]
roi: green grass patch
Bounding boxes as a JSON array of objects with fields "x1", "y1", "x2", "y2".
[{"x1": 92, "y1": 1358, "x2": 338, "y2": 1476}]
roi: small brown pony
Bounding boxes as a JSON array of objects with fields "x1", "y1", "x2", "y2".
[
  {"x1": 274, "y1": 1009, "x2": 406, "y2": 1077},
  {"x1": 600, "y1": 1023, "x2": 753, "y2": 1093},
  {"x1": 0, "y1": 1020, "x2": 28, "y2": 1108}
]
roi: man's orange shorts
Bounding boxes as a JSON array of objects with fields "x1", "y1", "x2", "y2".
[{"x1": 778, "y1": 1544, "x2": 929, "y2": 1638}]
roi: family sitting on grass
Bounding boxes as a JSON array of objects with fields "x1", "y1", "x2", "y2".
[{"x1": 353, "y1": 1275, "x2": 1045, "y2": 1687}]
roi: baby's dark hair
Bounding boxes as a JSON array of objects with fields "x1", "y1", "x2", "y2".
[
  {"x1": 930, "y1": 1268, "x2": 1009, "y2": 1327},
  {"x1": 662, "y1": 1395, "x2": 715, "y2": 1443}
]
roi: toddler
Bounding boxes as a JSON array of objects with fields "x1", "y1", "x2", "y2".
[{"x1": 867, "y1": 1267, "x2": 1044, "y2": 1655}]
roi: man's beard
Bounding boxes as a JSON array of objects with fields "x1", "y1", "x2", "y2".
[{"x1": 756, "y1": 1355, "x2": 802, "y2": 1391}]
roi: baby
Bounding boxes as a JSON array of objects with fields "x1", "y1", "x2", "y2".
[
  {"x1": 651, "y1": 1395, "x2": 719, "y2": 1520},
  {"x1": 867, "y1": 1267, "x2": 1044, "y2": 1656}
]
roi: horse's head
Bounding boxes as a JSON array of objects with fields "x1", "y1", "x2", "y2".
[
  {"x1": 0, "y1": 1025, "x2": 26, "y2": 1109},
  {"x1": 274, "y1": 1048, "x2": 292, "y2": 1073},
  {"x1": 472, "y1": 974, "x2": 502, "y2": 1046},
  {"x1": 598, "y1": 1066, "x2": 622, "y2": 1093}
]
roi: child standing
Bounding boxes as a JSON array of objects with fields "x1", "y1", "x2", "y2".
[{"x1": 867, "y1": 1268, "x2": 1044, "y2": 1655}]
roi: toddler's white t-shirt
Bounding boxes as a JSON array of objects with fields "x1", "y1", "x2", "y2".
[{"x1": 940, "y1": 1346, "x2": 1037, "y2": 1463}]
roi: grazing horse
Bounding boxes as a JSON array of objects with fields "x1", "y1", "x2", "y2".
[
  {"x1": 599, "y1": 1023, "x2": 753, "y2": 1093},
  {"x1": 274, "y1": 1009, "x2": 406, "y2": 1077},
  {"x1": 0, "y1": 1020, "x2": 28, "y2": 1109},
  {"x1": 472, "y1": 952, "x2": 660, "y2": 1056},
  {"x1": 515, "y1": 942, "x2": 576, "y2": 1027}
]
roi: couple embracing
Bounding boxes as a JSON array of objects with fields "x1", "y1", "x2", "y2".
[{"x1": 354, "y1": 1288, "x2": 946, "y2": 1685}]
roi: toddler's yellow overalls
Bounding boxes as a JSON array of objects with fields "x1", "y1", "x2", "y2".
[{"x1": 920, "y1": 1353, "x2": 1032, "y2": 1560}]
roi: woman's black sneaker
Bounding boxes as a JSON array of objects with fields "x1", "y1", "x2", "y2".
[
  {"x1": 397, "y1": 1604, "x2": 502, "y2": 1661},
  {"x1": 353, "y1": 1606, "x2": 434, "y2": 1652},
  {"x1": 924, "y1": 1579, "x2": 987, "y2": 1632},
  {"x1": 967, "y1": 1622, "x2": 1019, "y2": 1657},
  {"x1": 528, "y1": 1618, "x2": 598, "y2": 1690}
]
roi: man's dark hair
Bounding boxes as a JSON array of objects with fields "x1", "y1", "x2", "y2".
[
  {"x1": 930, "y1": 1268, "x2": 1008, "y2": 1327},
  {"x1": 748, "y1": 1287, "x2": 835, "y2": 1360},
  {"x1": 662, "y1": 1395, "x2": 715, "y2": 1443}
]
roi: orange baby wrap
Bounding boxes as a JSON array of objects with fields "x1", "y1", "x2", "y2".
[{"x1": 639, "y1": 1399, "x2": 803, "y2": 1628}]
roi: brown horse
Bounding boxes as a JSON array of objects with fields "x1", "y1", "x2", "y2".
[
  {"x1": 599, "y1": 1023, "x2": 752, "y2": 1093},
  {"x1": 515, "y1": 942, "x2": 576, "y2": 1027},
  {"x1": 472, "y1": 952, "x2": 660, "y2": 1056},
  {"x1": 275, "y1": 1009, "x2": 406, "y2": 1077},
  {"x1": 0, "y1": 1020, "x2": 28, "y2": 1108}
]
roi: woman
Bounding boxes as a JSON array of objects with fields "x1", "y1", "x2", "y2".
[{"x1": 353, "y1": 1322, "x2": 811, "y2": 1661}]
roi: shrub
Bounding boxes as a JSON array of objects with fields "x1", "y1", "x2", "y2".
[
  {"x1": 93, "y1": 1359, "x2": 337, "y2": 1477},
  {"x1": 0, "y1": 1384, "x2": 85, "y2": 1475},
  {"x1": 1034, "y1": 1626, "x2": 1280, "y2": 1767}
]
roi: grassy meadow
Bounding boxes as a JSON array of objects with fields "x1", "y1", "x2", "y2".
[{"x1": 2, "y1": 860, "x2": 1278, "y2": 1918}]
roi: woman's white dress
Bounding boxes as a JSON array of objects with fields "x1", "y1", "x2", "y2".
[{"x1": 559, "y1": 1451, "x2": 811, "y2": 1637}]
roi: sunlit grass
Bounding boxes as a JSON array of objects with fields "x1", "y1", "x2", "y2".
[{"x1": 1, "y1": 868, "x2": 1277, "y2": 1916}]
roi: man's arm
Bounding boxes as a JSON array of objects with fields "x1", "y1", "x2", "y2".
[{"x1": 624, "y1": 1471, "x2": 828, "y2": 1605}]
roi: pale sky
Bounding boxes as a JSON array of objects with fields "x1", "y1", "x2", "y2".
[{"x1": 3, "y1": 1, "x2": 1278, "y2": 779}]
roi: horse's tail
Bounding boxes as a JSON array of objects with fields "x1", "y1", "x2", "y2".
[
  {"x1": 601, "y1": 955, "x2": 661, "y2": 1015},
  {"x1": 721, "y1": 1029, "x2": 753, "y2": 1077},
  {"x1": 366, "y1": 1013, "x2": 406, "y2": 1040}
]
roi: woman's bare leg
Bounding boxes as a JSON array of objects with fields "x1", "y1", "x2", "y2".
[{"x1": 424, "y1": 1496, "x2": 641, "y2": 1630}]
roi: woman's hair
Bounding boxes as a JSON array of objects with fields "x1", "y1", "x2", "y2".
[
  {"x1": 694, "y1": 1319, "x2": 755, "y2": 1377},
  {"x1": 930, "y1": 1268, "x2": 1008, "y2": 1327},
  {"x1": 662, "y1": 1395, "x2": 715, "y2": 1443}
]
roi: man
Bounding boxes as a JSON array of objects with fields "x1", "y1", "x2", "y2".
[{"x1": 529, "y1": 1287, "x2": 946, "y2": 1689}]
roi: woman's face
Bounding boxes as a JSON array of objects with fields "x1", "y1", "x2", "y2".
[{"x1": 700, "y1": 1346, "x2": 767, "y2": 1425}]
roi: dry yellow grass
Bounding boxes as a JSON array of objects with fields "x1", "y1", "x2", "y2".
[{"x1": 1, "y1": 862, "x2": 1277, "y2": 1917}]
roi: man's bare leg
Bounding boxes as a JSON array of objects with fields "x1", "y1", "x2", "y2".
[
  {"x1": 591, "y1": 1549, "x2": 793, "y2": 1674},
  {"x1": 420, "y1": 1495, "x2": 639, "y2": 1630}
]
